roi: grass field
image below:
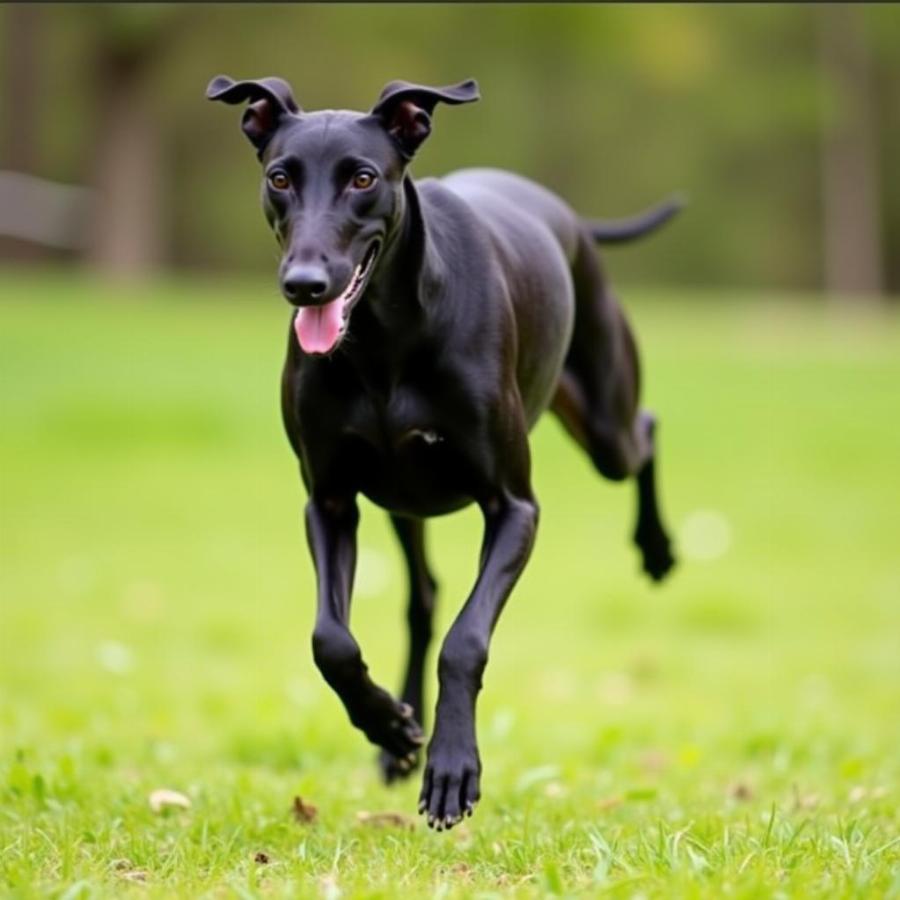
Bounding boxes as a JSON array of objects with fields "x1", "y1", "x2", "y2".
[{"x1": 2, "y1": 271, "x2": 899, "y2": 898}]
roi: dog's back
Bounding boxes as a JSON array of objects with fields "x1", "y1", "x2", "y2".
[
  {"x1": 424, "y1": 168, "x2": 583, "y2": 424},
  {"x1": 442, "y1": 168, "x2": 583, "y2": 263}
]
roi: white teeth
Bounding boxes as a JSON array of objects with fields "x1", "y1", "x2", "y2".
[{"x1": 337, "y1": 245, "x2": 378, "y2": 325}]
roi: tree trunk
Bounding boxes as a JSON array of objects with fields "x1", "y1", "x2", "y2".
[
  {"x1": 1, "y1": 5, "x2": 44, "y2": 262},
  {"x1": 818, "y1": 4, "x2": 883, "y2": 305},
  {"x1": 85, "y1": 41, "x2": 164, "y2": 279}
]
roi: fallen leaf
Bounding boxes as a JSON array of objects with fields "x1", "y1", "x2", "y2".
[
  {"x1": 639, "y1": 750, "x2": 669, "y2": 773},
  {"x1": 629, "y1": 654, "x2": 659, "y2": 681},
  {"x1": 356, "y1": 810, "x2": 415, "y2": 829},
  {"x1": 291, "y1": 795, "x2": 318, "y2": 823},
  {"x1": 254, "y1": 851, "x2": 270, "y2": 864},
  {"x1": 148, "y1": 788, "x2": 191, "y2": 813},
  {"x1": 320, "y1": 874, "x2": 340, "y2": 900},
  {"x1": 119, "y1": 870, "x2": 148, "y2": 882},
  {"x1": 791, "y1": 784, "x2": 819, "y2": 811}
]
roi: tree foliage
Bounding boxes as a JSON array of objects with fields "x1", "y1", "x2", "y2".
[{"x1": 1, "y1": 4, "x2": 897, "y2": 295}]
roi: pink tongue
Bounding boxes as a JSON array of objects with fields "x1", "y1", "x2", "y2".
[{"x1": 294, "y1": 296, "x2": 344, "y2": 354}]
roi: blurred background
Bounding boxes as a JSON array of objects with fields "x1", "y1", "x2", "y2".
[
  {"x1": 2, "y1": 7, "x2": 900, "y2": 892},
  {"x1": 1, "y1": 2, "x2": 899, "y2": 300}
]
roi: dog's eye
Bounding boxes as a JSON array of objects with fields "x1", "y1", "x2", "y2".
[
  {"x1": 352, "y1": 170, "x2": 376, "y2": 190},
  {"x1": 268, "y1": 170, "x2": 290, "y2": 191}
]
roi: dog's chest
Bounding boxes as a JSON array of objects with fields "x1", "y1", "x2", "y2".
[
  {"x1": 338, "y1": 387, "x2": 470, "y2": 516},
  {"x1": 345, "y1": 387, "x2": 444, "y2": 455}
]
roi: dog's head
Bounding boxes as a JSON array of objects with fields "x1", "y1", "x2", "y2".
[{"x1": 207, "y1": 74, "x2": 479, "y2": 356}]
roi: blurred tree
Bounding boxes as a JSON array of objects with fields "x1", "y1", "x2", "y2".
[
  {"x1": 1, "y1": 5, "x2": 43, "y2": 261},
  {"x1": 868, "y1": 6, "x2": 900, "y2": 297},
  {"x1": 1, "y1": 5, "x2": 897, "y2": 297},
  {"x1": 85, "y1": 6, "x2": 187, "y2": 279},
  {"x1": 2, "y1": 5, "x2": 40, "y2": 174},
  {"x1": 818, "y1": 3, "x2": 883, "y2": 304}
]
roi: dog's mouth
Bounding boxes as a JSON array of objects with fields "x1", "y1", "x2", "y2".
[{"x1": 293, "y1": 240, "x2": 381, "y2": 356}]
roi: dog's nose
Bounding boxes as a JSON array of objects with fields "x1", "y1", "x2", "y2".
[{"x1": 282, "y1": 264, "x2": 330, "y2": 305}]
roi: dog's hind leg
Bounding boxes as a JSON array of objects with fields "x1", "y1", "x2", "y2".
[
  {"x1": 551, "y1": 233, "x2": 675, "y2": 581},
  {"x1": 632, "y1": 412, "x2": 675, "y2": 581},
  {"x1": 553, "y1": 365, "x2": 675, "y2": 582},
  {"x1": 378, "y1": 514, "x2": 437, "y2": 783}
]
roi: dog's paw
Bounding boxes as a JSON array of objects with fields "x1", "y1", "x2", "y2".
[
  {"x1": 635, "y1": 529, "x2": 676, "y2": 583},
  {"x1": 643, "y1": 542, "x2": 675, "y2": 582},
  {"x1": 350, "y1": 694, "x2": 425, "y2": 759},
  {"x1": 418, "y1": 746, "x2": 481, "y2": 831},
  {"x1": 377, "y1": 745, "x2": 421, "y2": 784}
]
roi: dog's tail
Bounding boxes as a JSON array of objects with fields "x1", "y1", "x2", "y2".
[{"x1": 584, "y1": 194, "x2": 686, "y2": 245}]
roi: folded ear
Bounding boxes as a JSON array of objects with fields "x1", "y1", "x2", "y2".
[
  {"x1": 206, "y1": 74, "x2": 300, "y2": 154},
  {"x1": 370, "y1": 79, "x2": 480, "y2": 160}
]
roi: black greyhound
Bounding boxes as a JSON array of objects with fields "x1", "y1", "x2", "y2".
[{"x1": 207, "y1": 75, "x2": 678, "y2": 830}]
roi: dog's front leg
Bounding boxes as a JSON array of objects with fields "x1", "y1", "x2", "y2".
[
  {"x1": 306, "y1": 497, "x2": 424, "y2": 761},
  {"x1": 419, "y1": 491, "x2": 538, "y2": 829}
]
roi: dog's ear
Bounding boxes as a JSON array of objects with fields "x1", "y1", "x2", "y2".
[
  {"x1": 206, "y1": 74, "x2": 300, "y2": 154},
  {"x1": 370, "y1": 79, "x2": 480, "y2": 160}
]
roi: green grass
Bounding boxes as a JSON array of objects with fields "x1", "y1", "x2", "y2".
[{"x1": 1, "y1": 270, "x2": 899, "y2": 898}]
